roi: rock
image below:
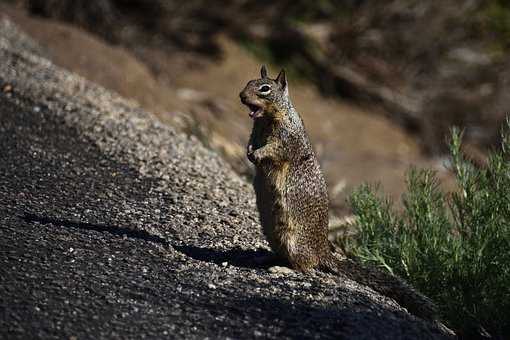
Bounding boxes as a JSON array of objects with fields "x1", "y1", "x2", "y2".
[
  {"x1": 0, "y1": 19, "x2": 453, "y2": 339},
  {"x1": 268, "y1": 266, "x2": 295, "y2": 275}
]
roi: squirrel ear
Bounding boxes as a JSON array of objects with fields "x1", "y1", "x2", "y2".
[
  {"x1": 260, "y1": 65, "x2": 268, "y2": 79},
  {"x1": 276, "y1": 69, "x2": 287, "y2": 89}
]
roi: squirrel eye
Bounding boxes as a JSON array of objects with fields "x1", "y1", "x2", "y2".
[{"x1": 259, "y1": 85, "x2": 271, "y2": 93}]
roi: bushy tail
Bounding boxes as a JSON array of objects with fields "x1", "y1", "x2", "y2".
[{"x1": 321, "y1": 254, "x2": 438, "y2": 321}]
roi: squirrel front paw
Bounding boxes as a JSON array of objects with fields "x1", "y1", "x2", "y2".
[{"x1": 247, "y1": 144, "x2": 257, "y2": 163}]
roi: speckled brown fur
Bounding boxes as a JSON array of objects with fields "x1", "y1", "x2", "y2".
[{"x1": 240, "y1": 66, "x2": 331, "y2": 272}]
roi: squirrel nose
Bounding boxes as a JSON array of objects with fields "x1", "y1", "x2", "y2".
[{"x1": 239, "y1": 91, "x2": 247, "y2": 101}]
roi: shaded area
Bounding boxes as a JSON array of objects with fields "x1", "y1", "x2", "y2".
[
  {"x1": 27, "y1": 0, "x2": 225, "y2": 55},
  {"x1": 174, "y1": 244, "x2": 280, "y2": 269}
]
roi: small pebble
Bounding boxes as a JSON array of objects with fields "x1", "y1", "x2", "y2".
[{"x1": 268, "y1": 266, "x2": 294, "y2": 274}]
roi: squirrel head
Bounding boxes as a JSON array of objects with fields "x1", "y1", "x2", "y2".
[{"x1": 239, "y1": 65, "x2": 290, "y2": 120}]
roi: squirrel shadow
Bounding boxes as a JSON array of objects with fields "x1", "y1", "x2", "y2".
[
  {"x1": 21, "y1": 212, "x2": 170, "y2": 246},
  {"x1": 173, "y1": 244, "x2": 288, "y2": 270},
  {"x1": 22, "y1": 212, "x2": 280, "y2": 270}
]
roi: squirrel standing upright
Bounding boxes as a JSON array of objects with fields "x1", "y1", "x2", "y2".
[{"x1": 239, "y1": 66, "x2": 439, "y2": 321}]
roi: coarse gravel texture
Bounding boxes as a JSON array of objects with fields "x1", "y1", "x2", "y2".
[{"x1": 0, "y1": 19, "x2": 452, "y2": 339}]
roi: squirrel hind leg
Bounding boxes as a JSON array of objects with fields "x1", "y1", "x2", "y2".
[{"x1": 287, "y1": 251, "x2": 322, "y2": 273}]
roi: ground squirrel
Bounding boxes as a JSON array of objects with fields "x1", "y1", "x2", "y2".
[{"x1": 239, "y1": 66, "x2": 439, "y2": 321}]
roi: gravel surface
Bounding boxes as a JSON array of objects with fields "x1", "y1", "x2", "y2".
[{"x1": 0, "y1": 19, "x2": 452, "y2": 339}]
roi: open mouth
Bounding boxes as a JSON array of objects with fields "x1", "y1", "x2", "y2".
[
  {"x1": 247, "y1": 104, "x2": 263, "y2": 119},
  {"x1": 242, "y1": 101, "x2": 264, "y2": 119}
]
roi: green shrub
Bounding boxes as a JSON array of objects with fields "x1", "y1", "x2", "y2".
[{"x1": 345, "y1": 122, "x2": 510, "y2": 338}]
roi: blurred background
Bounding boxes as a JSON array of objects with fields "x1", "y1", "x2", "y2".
[{"x1": 2, "y1": 0, "x2": 509, "y2": 218}]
